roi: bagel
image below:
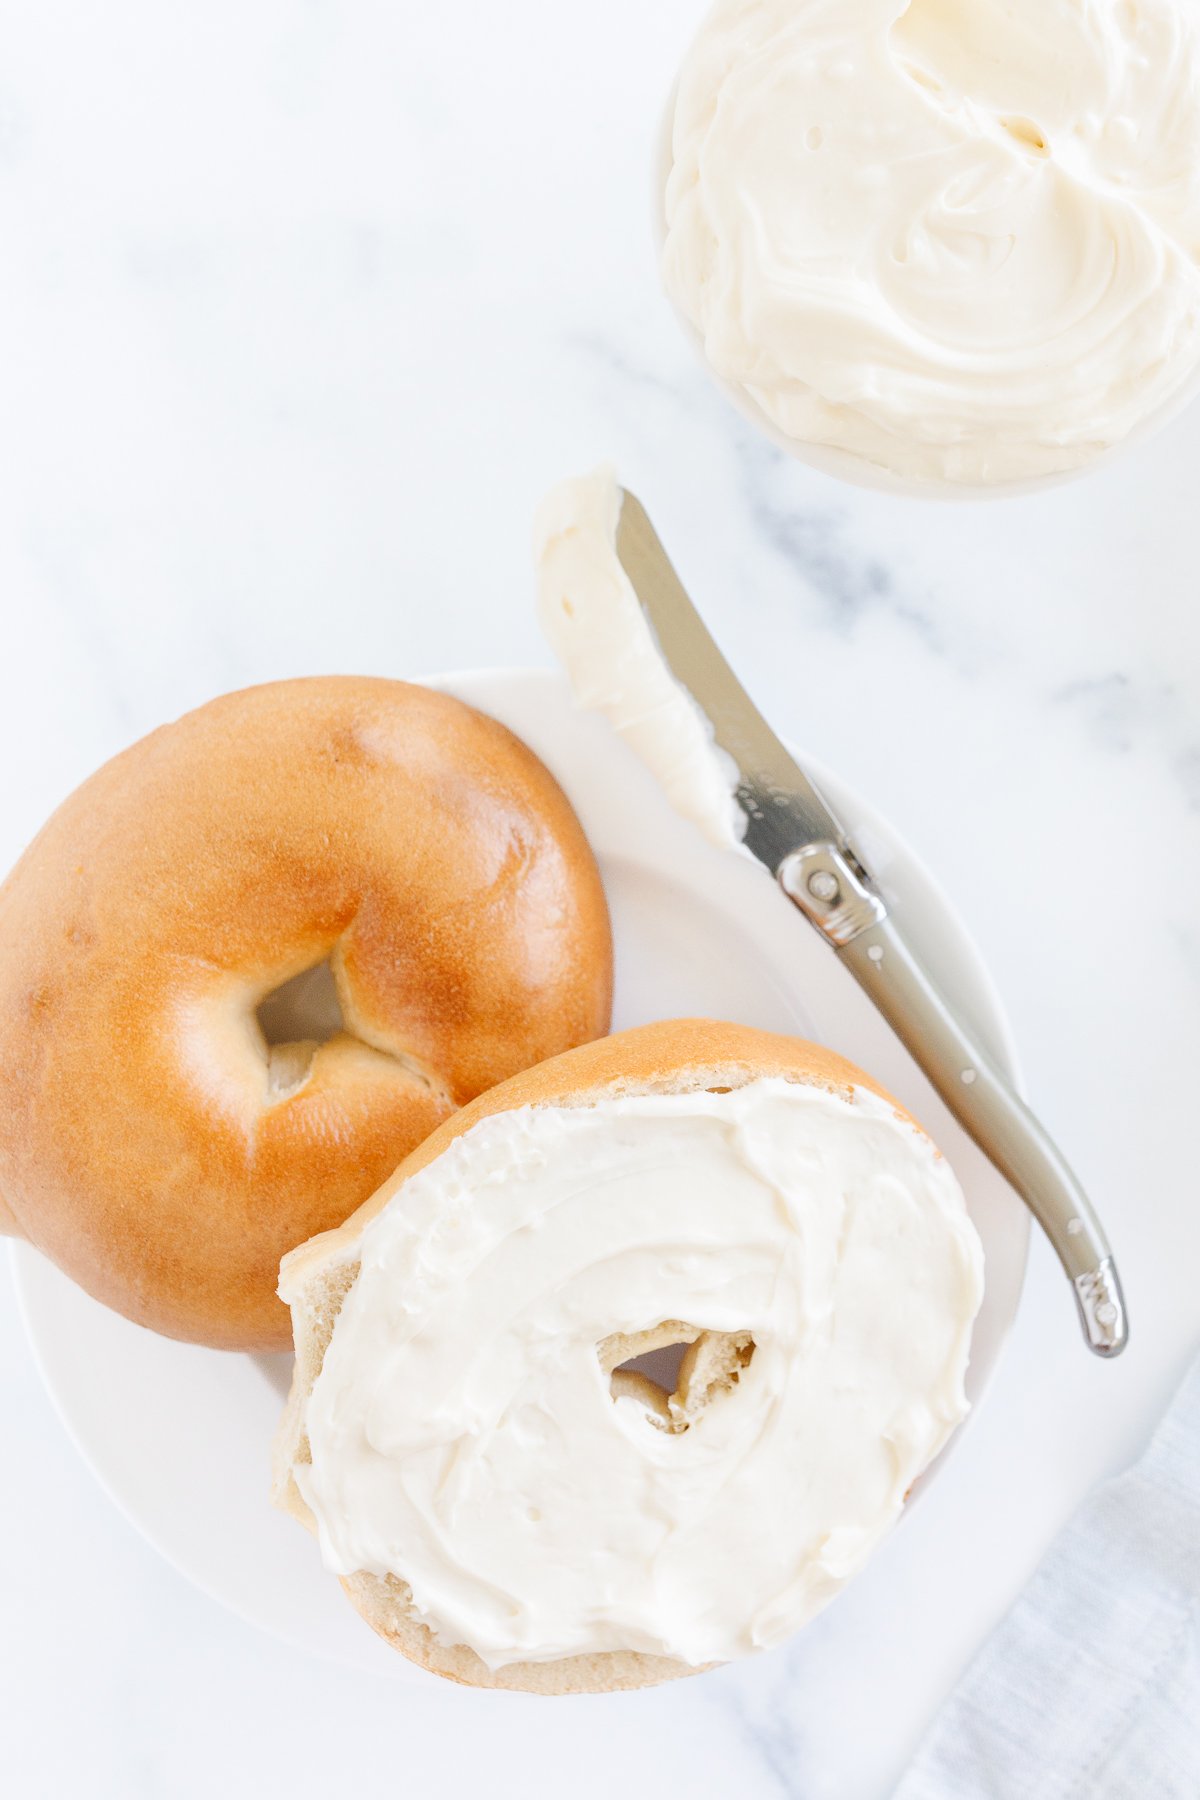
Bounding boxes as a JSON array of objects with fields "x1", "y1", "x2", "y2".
[
  {"x1": 0, "y1": 676, "x2": 612, "y2": 1350},
  {"x1": 274, "y1": 1019, "x2": 984, "y2": 1694}
]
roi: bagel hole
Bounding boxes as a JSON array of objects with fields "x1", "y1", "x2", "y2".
[
  {"x1": 617, "y1": 1341, "x2": 691, "y2": 1395},
  {"x1": 603, "y1": 1326, "x2": 756, "y2": 1433},
  {"x1": 257, "y1": 961, "x2": 344, "y2": 1098},
  {"x1": 267, "y1": 1041, "x2": 321, "y2": 1097},
  {"x1": 258, "y1": 960, "x2": 343, "y2": 1046}
]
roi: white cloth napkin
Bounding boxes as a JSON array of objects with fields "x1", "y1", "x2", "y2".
[{"x1": 894, "y1": 1353, "x2": 1200, "y2": 1800}]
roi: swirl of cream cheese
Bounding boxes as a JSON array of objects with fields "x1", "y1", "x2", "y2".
[
  {"x1": 534, "y1": 467, "x2": 746, "y2": 852},
  {"x1": 295, "y1": 1079, "x2": 983, "y2": 1670},
  {"x1": 662, "y1": 0, "x2": 1200, "y2": 487}
]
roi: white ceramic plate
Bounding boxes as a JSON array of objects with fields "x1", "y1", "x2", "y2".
[{"x1": 11, "y1": 668, "x2": 1029, "y2": 1682}]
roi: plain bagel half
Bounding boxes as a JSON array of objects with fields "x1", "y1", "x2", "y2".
[
  {"x1": 274, "y1": 1019, "x2": 984, "y2": 1694},
  {"x1": 0, "y1": 677, "x2": 612, "y2": 1349}
]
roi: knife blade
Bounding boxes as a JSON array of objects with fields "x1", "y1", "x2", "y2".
[
  {"x1": 614, "y1": 486, "x2": 1128, "y2": 1358},
  {"x1": 616, "y1": 490, "x2": 842, "y2": 871}
]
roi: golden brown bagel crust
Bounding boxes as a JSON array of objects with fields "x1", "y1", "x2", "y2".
[
  {"x1": 0, "y1": 677, "x2": 612, "y2": 1349},
  {"x1": 275, "y1": 1018, "x2": 924, "y2": 1695}
]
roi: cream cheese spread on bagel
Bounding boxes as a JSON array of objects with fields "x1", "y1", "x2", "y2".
[
  {"x1": 280, "y1": 1026, "x2": 983, "y2": 1681},
  {"x1": 662, "y1": 0, "x2": 1200, "y2": 486}
]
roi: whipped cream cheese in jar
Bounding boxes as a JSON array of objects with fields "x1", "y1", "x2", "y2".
[{"x1": 660, "y1": 0, "x2": 1200, "y2": 494}]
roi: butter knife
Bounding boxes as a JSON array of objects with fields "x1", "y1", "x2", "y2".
[{"x1": 615, "y1": 489, "x2": 1128, "y2": 1358}]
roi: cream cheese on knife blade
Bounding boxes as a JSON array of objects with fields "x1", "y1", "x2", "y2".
[{"x1": 534, "y1": 467, "x2": 747, "y2": 852}]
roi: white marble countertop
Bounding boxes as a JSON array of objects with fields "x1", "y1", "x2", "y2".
[{"x1": 2, "y1": 5, "x2": 1198, "y2": 1797}]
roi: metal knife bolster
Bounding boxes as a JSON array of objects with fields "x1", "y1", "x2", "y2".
[
  {"x1": 778, "y1": 842, "x2": 1129, "y2": 1358},
  {"x1": 775, "y1": 840, "x2": 887, "y2": 945}
]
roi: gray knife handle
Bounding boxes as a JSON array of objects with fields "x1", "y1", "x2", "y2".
[{"x1": 779, "y1": 847, "x2": 1128, "y2": 1357}]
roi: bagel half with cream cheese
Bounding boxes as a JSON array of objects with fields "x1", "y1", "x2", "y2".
[
  {"x1": 274, "y1": 1018, "x2": 984, "y2": 1694},
  {"x1": 0, "y1": 676, "x2": 612, "y2": 1350}
]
